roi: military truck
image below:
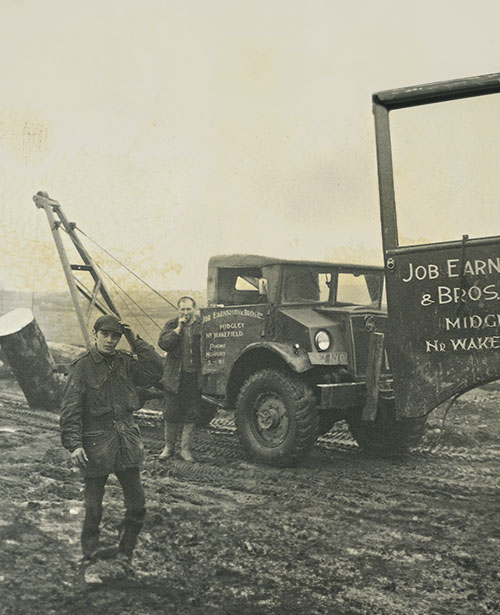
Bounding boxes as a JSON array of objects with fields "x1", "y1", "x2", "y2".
[{"x1": 199, "y1": 255, "x2": 425, "y2": 466}]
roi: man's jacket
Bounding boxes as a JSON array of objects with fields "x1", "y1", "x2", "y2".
[
  {"x1": 60, "y1": 337, "x2": 162, "y2": 477},
  {"x1": 158, "y1": 317, "x2": 202, "y2": 393}
]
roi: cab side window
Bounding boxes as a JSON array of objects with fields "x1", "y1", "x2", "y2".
[{"x1": 217, "y1": 268, "x2": 267, "y2": 305}]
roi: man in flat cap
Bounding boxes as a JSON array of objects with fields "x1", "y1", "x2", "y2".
[
  {"x1": 158, "y1": 296, "x2": 202, "y2": 461},
  {"x1": 60, "y1": 314, "x2": 162, "y2": 567}
]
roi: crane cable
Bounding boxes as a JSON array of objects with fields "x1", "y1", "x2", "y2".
[
  {"x1": 55, "y1": 223, "x2": 170, "y2": 342},
  {"x1": 95, "y1": 264, "x2": 160, "y2": 340},
  {"x1": 75, "y1": 226, "x2": 178, "y2": 310}
]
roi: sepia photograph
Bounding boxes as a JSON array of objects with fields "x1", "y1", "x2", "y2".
[{"x1": 0, "y1": 1, "x2": 499, "y2": 614}]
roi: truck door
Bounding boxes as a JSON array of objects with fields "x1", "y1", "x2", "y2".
[{"x1": 373, "y1": 73, "x2": 500, "y2": 418}]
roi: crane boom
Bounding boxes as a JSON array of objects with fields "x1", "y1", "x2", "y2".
[{"x1": 33, "y1": 191, "x2": 122, "y2": 349}]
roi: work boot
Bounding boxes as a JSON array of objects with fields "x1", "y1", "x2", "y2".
[
  {"x1": 81, "y1": 530, "x2": 100, "y2": 561},
  {"x1": 118, "y1": 519, "x2": 143, "y2": 561},
  {"x1": 158, "y1": 420, "x2": 178, "y2": 460},
  {"x1": 179, "y1": 422, "x2": 195, "y2": 462}
]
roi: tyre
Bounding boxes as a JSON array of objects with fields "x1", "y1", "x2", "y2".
[
  {"x1": 347, "y1": 396, "x2": 427, "y2": 456},
  {"x1": 197, "y1": 397, "x2": 218, "y2": 428},
  {"x1": 235, "y1": 369, "x2": 318, "y2": 467}
]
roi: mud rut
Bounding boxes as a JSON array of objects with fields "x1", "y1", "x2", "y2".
[{"x1": 0, "y1": 387, "x2": 499, "y2": 615}]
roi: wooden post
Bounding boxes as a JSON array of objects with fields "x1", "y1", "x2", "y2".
[{"x1": 0, "y1": 308, "x2": 63, "y2": 411}]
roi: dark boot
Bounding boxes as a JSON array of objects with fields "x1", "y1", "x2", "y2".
[
  {"x1": 118, "y1": 519, "x2": 143, "y2": 561},
  {"x1": 179, "y1": 422, "x2": 195, "y2": 462},
  {"x1": 81, "y1": 529, "x2": 100, "y2": 560},
  {"x1": 159, "y1": 420, "x2": 178, "y2": 460}
]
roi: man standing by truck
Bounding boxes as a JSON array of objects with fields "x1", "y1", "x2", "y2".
[
  {"x1": 158, "y1": 296, "x2": 202, "y2": 462},
  {"x1": 60, "y1": 314, "x2": 162, "y2": 566}
]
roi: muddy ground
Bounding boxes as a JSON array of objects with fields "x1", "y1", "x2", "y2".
[{"x1": 0, "y1": 379, "x2": 499, "y2": 615}]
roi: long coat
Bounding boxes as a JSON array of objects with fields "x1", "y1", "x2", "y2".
[
  {"x1": 158, "y1": 317, "x2": 202, "y2": 393},
  {"x1": 60, "y1": 337, "x2": 162, "y2": 477}
]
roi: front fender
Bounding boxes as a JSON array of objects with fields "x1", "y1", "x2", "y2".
[{"x1": 230, "y1": 341, "x2": 312, "y2": 376}]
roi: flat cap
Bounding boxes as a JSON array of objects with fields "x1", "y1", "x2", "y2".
[{"x1": 93, "y1": 314, "x2": 123, "y2": 334}]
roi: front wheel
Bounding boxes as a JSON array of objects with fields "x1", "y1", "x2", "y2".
[
  {"x1": 347, "y1": 397, "x2": 427, "y2": 456},
  {"x1": 235, "y1": 369, "x2": 318, "y2": 467}
]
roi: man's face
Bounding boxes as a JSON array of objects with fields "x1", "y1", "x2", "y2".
[
  {"x1": 178, "y1": 300, "x2": 195, "y2": 321},
  {"x1": 95, "y1": 329, "x2": 121, "y2": 355}
]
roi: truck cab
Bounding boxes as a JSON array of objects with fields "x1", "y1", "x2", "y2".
[{"x1": 199, "y1": 255, "x2": 415, "y2": 466}]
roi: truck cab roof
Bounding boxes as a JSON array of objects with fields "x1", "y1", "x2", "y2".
[{"x1": 208, "y1": 254, "x2": 384, "y2": 272}]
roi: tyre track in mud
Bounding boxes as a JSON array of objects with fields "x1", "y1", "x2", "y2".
[
  {"x1": 1, "y1": 393, "x2": 498, "y2": 505},
  {"x1": 157, "y1": 440, "x2": 499, "y2": 509},
  {"x1": 1, "y1": 391, "x2": 499, "y2": 466}
]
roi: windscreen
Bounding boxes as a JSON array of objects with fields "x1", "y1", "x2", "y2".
[
  {"x1": 336, "y1": 272, "x2": 383, "y2": 307},
  {"x1": 281, "y1": 266, "x2": 383, "y2": 307}
]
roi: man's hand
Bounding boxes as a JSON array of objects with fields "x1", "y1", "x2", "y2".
[
  {"x1": 175, "y1": 316, "x2": 189, "y2": 334},
  {"x1": 71, "y1": 447, "x2": 88, "y2": 467},
  {"x1": 121, "y1": 322, "x2": 137, "y2": 345}
]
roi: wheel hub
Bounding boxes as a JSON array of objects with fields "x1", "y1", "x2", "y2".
[
  {"x1": 257, "y1": 402, "x2": 281, "y2": 430},
  {"x1": 254, "y1": 393, "x2": 288, "y2": 445}
]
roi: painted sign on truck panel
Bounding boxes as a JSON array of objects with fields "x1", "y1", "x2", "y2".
[
  {"x1": 200, "y1": 306, "x2": 267, "y2": 395},
  {"x1": 385, "y1": 236, "x2": 500, "y2": 417}
]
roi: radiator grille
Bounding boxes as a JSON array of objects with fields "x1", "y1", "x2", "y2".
[{"x1": 349, "y1": 314, "x2": 389, "y2": 377}]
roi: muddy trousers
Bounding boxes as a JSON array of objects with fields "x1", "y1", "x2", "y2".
[{"x1": 81, "y1": 467, "x2": 146, "y2": 559}]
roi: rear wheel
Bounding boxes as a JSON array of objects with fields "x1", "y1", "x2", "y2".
[
  {"x1": 347, "y1": 396, "x2": 427, "y2": 456},
  {"x1": 235, "y1": 368, "x2": 318, "y2": 467}
]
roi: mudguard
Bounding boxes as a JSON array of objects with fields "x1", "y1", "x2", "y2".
[{"x1": 228, "y1": 341, "x2": 312, "y2": 379}]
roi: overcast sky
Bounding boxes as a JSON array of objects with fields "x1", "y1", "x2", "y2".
[{"x1": 1, "y1": 0, "x2": 500, "y2": 293}]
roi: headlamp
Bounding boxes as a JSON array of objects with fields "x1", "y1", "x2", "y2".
[{"x1": 314, "y1": 330, "x2": 331, "y2": 352}]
